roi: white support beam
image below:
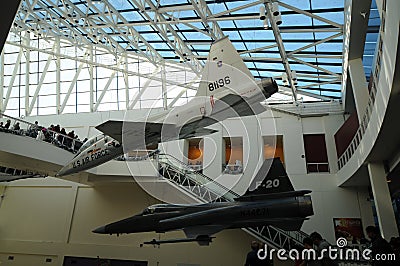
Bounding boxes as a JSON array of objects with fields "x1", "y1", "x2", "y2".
[
  {"x1": 161, "y1": 63, "x2": 167, "y2": 110},
  {"x1": 89, "y1": 47, "x2": 94, "y2": 112},
  {"x1": 167, "y1": 87, "x2": 189, "y2": 108},
  {"x1": 265, "y1": 2, "x2": 297, "y2": 101},
  {"x1": 93, "y1": 69, "x2": 118, "y2": 112},
  {"x1": 56, "y1": 36, "x2": 61, "y2": 114},
  {"x1": 93, "y1": 57, "x2": 123, "y2": 112},
  {"x1": 296, "y1": 79, "x2": 341, "y2": 90},
  {"x1": 289, "y1": 56, "x2": 340, "y2": 77},
  {"x1": 188, "y1": 0, "x2": 225, "y2": 40},
  {"x1": 25, "y1": 33, "x2": 30, "y2": 116},
  {"x1": 128, "y1": 66, "x2": 162, "y2": 110},
  {"x1": 27, "y1": 43, "x2": 56, "y2": 115},
  {"x1": 84, "y1": 0, "x2": 164, "y2": 66},
  {"x1": 131, "y1": 0, "x2": 203, "y2": 75},
  {"x1": 238, "y1": 44, "x2": 278, "y2": 55},
  {"x1": 60, "y1": 53, "x2": 89, "y2": 113},
  {"x1": 277, "y1": 0, "x2": 343, "y2": 29},
  {"x1": 287, "y1": 32, "x2": 343, "y2": 56},
  {"x1": 211, "y1": 0, "x2": 264, "y2": 18},
  {"x1": 124, "y1": 55, "x2": 129, "y2": 110},
  {"x1": 293, "y1": 54, "x2": 342, "y2": 59},
  {"x1": 278, "y1": 86, "x2": 333, "y2": 101},
  {"x1": 3, "y1": 47, "x2": 23, "y2": 111},
  {"x1": 6, "y1": 41, "x2": 197, "y2": 90}
]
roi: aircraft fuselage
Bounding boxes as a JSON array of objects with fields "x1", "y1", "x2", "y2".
[
  {"x1": 56, "y1": 136, "x2": 122, "y2": 176},
  {"x1": 93, "y1": 194, "x2": 312, "y2": 235}
]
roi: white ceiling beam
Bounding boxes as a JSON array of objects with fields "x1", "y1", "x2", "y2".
[
  {"x1": 265, "y1": 2, "x2": 297, "y2": 101},
  {"x1": 296, "y1": 79, "x2": 341, "y2": 90},
  {"x1": 28, "y1": 43, "x2": 57, "y2": 115},
  {"x1": 6, "y1": 40, "x2": 197, "y2": 90},
  {"x1": 278, "y1": 86, "x2": 333, "y2": 101},
  {"x1": 239, "y1": 44, "x2": 278, "y2": 55},
  {"x1": 188, "y1": 0, "x2": 225, "y2": 40},
  {"x1": 60, "y1": 52, "x2": 89, "y2": 113},
  {"x1": 128, "y1": 66, "x2": 162, "y2": 110},
  {"x1": 3, "y1": 48, "x2": 23, "y2": 111},
  {"x1": 211, "y1": 0, "x2": 264, "y2": 18},
  {"x1": 287, "y1": 32, "x2": 343, "y2": 56},
  {"x1": 131, "y1": 0, "x2": 203, "y2": 75},
  {"x1": 277, "y1": 0, "x2": 343, "y2": 29},
  {"x1": 288, "y1": 56, "x2": 340, "y2": 77},
  {"x1": 93, "y1": 59, "x2": 123, "y2": 111}
]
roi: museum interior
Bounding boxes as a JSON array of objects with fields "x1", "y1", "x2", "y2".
[{"x1": 0, "y1": 0, "x2": 400, "y2": 265}]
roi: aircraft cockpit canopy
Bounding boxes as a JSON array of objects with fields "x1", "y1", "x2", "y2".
[
  {"x1": 75, "y1": 134, "x2": 106, "y2": 155},
  {"x1": 142, "y1": 206, "x2": 156, "y2": 215},
  {"x1": 141, "y1": 204, "x2": 187, "y2": 215}
]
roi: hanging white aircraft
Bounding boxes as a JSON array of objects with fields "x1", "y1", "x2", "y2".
[{"x1": 56, "y1": 37, "x2": 278, "y2": 177}]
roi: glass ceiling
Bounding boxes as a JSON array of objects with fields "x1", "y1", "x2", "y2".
[{"x1": 12, "y1": 0, "x2": 348, "y2": 102}]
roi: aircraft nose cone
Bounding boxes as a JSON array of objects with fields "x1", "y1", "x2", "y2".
[
  {"x1": 56, "y1": 165, "x2": 70, "y2": 177},
  {"x1": 92, "y1": 225, "x2": 106, "y2": 234}
]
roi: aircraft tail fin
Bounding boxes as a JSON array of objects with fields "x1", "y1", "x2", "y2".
[
  {"x1": 238, "y1": 158, "x2": 294, "y2": 199},
  {"x1": 195, "y1": 36, "x2": 255, "y2": 98}
]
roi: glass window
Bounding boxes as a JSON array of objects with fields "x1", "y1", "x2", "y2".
[
  {"x1": 263, "y1": 135, "x2": 285, "y2": 165},
  {"x1": 303, "y1": 134, "x2": 329, "y2": 173}
]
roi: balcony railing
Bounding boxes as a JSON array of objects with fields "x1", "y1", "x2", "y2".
[{"x1": 337, "y1": 11, "x2": 385, "y2": 170}]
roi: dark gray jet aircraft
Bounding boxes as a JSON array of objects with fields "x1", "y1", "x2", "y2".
[{"x1": 92, "y1": 158, "x2": 313, "y2": 245}]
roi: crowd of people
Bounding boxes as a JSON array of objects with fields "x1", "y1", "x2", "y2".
[
  {"x1": 244, "y1": 227, "x2": 399, "y2": 266},
  {"x1": 0, "y1": 118, "x2": 84, "y2": 153}
]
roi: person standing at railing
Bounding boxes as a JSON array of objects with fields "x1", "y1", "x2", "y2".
[
  {"x1": 28, "y1": 121, "x2": 39, "y2": 138},
  {"x1": 13, "y1": 122, "x2": 20, "y2": 131},
  {"x1": 36, "y1": 128, "x2": 46, "y2": 141},
  {"x1": 4, "y1": 119, "x2": 11, "y2": 129}
]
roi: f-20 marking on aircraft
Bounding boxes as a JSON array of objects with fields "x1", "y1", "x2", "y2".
[{"x1": 208, "y1": 76, "x2": 231, "y2": 91}]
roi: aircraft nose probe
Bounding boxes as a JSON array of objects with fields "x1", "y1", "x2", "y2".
[{"x1": 92, "y1": 225, "x2": 106, "y2": 234}]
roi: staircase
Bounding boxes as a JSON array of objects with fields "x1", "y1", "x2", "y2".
[{"x1": 157, "y1": 153, "x2": 309, "y2": 250}]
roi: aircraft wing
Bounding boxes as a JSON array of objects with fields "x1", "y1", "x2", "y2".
[
  {"x1": 159, "y1": 205, "x2": 239, "y2": 227},
  {"x1": 96, "y1": 120, "x2": 217, "y2": 148},
  {"x1": 96, "y1": 120, "x2": 176, "y2": 144}
]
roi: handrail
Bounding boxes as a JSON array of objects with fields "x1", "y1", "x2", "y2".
[
  {"x1": 0, "y1": 112, "x2": 83, "y2": 153},
  {"x1": 337, "y1": 12, "x2": 385, "y2": 170},
  {"x1": 158, "y1": 153, "x2": 241, "y2": 198}
]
